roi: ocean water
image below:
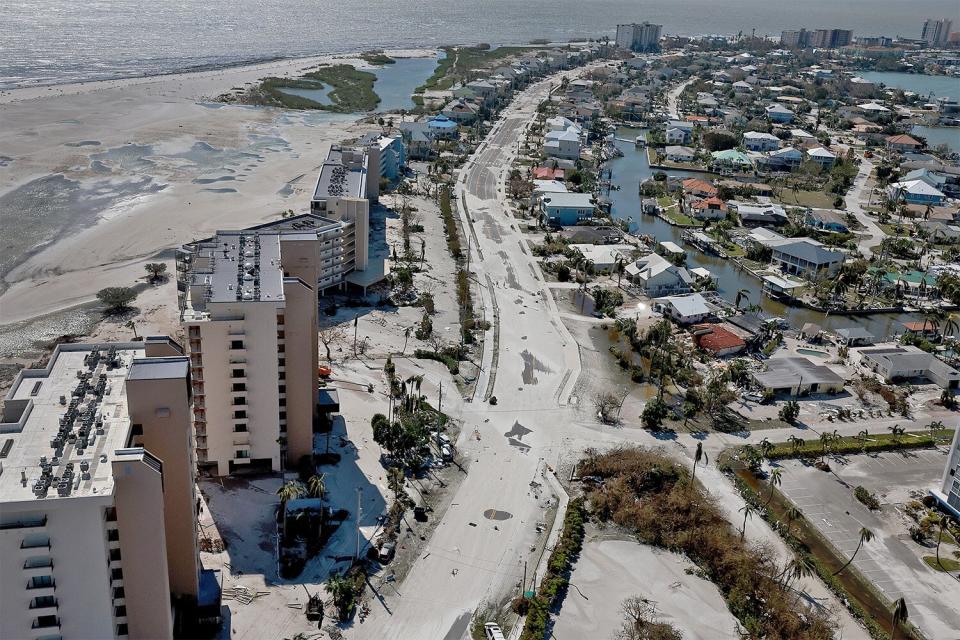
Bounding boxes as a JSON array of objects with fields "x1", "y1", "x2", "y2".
[{"x1": 2, "y1": 0, "x2": 958, "y2": 89}]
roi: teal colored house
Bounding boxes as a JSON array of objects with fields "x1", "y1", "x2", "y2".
[{"x1": 541, "y1": 192, "x2": 595, "y2": 226}]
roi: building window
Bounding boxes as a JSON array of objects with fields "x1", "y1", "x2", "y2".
[
  {"x1": 107, "y1": 528, "x2": 120, "y2": 542},
  {"x1": 27, "y1": 575, "x2": 54, "y2": 589},
  {"x1": 232, "y1": 397, "x2": 246, "y2": 406},
  {"x1": 104, "y1": 507, "x2": 117, "y2": 522},
  {"x1": 109, "y1": 548, "x2": 122, "y2": 562},
  {"x1": 231, "y1": 368, "x2": 245, "y2": 378},
  {"x1": 115, "y1": 605, "x2": 127, "y2": 617},
  {"x1": 279, "y1": 372, "x2": 286, "y2": 380},
  {"x1": 278, "y1": 344, "x2": 286, "y2": 353},
  {"x1": 32, "y1": 614, "x2": 59, "y2": 629},
  {"x1": 230, "y1": 340, "x2": 244, "y2": 350},
  {"x1": 233, "y1": 424, "x2": 248, "y2": 433},
  {"x1": 279, "y1": 398, "x2": 286, "y2": 407},
  {"x1": 29, "y1": 596, "x2": 56, "y2": 609},
  {"x1": 117, "y1": 623, "x2": 129, "y2": 636},
  {"x1": 113, "y1": 586, "x2": 125, "y2": 600},
  {"x1": 279, "y1": 411, "x2": 287, "y2": 420},
  {"x1": 232, "y1": 383, "x2": 246, "y2": 392},
  {"x1": 277, "y1": 331, "x2": 285, "y2": 339},
  {"x1": 236, "y1": 450, "x2": 251, "y2": 459},
  {"x1": 111, "y1": 568, "x2": 123, "y2": 581},
  {"x1": 278, "y1": 385, "x2": 286, "y2": 394},
  {"x1": 233, "y1": 410, "x2": 246, "y2": 419}
]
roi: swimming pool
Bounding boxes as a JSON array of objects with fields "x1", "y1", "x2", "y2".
[{"x1": 796, "y1": 348, "x2": 828, "y2": 358}]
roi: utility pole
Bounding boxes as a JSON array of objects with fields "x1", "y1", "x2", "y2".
[
  {"x1": 355, "y1": 487, "x2": 364, "y2": 561},
  {"x1": 436, "y1": 380, "x2": 443, "y2": 449},
  {"x1": 353, "y1": 315, "x2": 358, "y2": 357}
]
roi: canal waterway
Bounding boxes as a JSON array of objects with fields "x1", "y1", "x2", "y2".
[{"x1": 605, "y1": 127, "x2": 922, "y2": 338}]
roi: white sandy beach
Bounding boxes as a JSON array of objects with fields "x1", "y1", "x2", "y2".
[{"x1": 0, "y1": 48, "x2": 435, "y2": 326}]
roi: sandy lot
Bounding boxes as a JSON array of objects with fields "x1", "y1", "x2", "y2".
[
  {"x1": 551, "y1": 537, "x2": 740, "y2": 640},
  {"x1": 0, "y1": 49, "x2": 433, "y2": 327}
]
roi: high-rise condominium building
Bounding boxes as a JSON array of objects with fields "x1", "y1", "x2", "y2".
[
  {"x1": 810, "y1": 28, "x2": 853, "y2": 48},
  {"x1": 178, "y1": 227, "x2": 321, "y2": 477},
  {"x1": 0, "y1": 338, "x2": 217, "y2": 640},
  {"x1": 780, "y1": 29, "x2": 809, "y2": 48},
  {"x1": 936, "y1": 428, "x2": 960, "y2": 518},
  {"x1": 921, "y1": 18, "x2": 953, "y2": 45},
  {"x1": 615, "y1": 22, "x2": 663, "y2": 52}
]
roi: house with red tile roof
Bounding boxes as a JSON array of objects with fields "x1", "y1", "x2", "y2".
[
  {"x1": 886, "y1": 134, "x2": 923, "y2": 152},
  {"x1": 691, "y1": 323, "x2": 746, "y2": 356},
  {"x1": 681, "y1": 178, "x2": 717, "y2": 199},
  {"x1": 691, "y1": 196, "x2": 728, "y2": 220},
  {"x1": 533, "y1": 166, "x2": 566, "y2": 181}
]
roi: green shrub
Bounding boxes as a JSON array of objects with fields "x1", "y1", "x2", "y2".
[{"x1": 854, "y1": 486, "x2": 880, "y2": 510}]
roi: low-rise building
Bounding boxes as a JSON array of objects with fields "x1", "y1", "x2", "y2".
[
  {"x1": 731, "y1": 202, "x2": 789, "y2": 226},
  {"x1": 441, "y1": 99, "x2": 480, "y2": 123},
  {"x1": 691, "y1": 196, "x2": 728, "y2": 220},
  {"x1": 711, "y1": 149, "x2": 753, "y2": 170},
  {"x1": 766, "y1": 237, "x2": 845, "y2": 278},
  {"x1": 859, "y1": 345, "x2": 960, "y2": 389},
  {"x1": 541, "y1": 192, "x2": 595, "y2": 226},
  {"x1": 765, "y1": 103, "x2": 795, "y2": 123},
  {"x1": 743, "y1": 131, "x2": 781, "y2": 152},
  {"x1": 804, "y1": 209, "x2": 849, "y2": 233},
  {"x1": 886, "y1": 134, "x2": 923, "y2": 152},
  {"x1": 665, "y1": 127, "x2": 691, "y2": 144},
  {"x1": 888, "y1": 179, "x2": 947, "y2": 205},
  {"x1": 544, "y1": 128, "x2": 581, "y2": 160},
  {"x1": 653, "y1": 293, "x2": 713, "y2": 325},
  {"x1": 682, "y1": 178, "x2": 718, "y2": 199},
  {"x1": 752, "y1": 356, "x2": 846, "y2": 396},
  {"x1": 626, "y1": 253, "x2": 692, "y2": 296},
  {"x1": 664, "y1": 145, "x2": 696, "y2": 162},
  {"x1": 835, "y1": 326, "x2": 876, "y2": 346},
  {"x1": 806, "y1": 146, "x2": 837, "y2": 168},
  {"x1": 568, "y1": 244, "x2": 635, "y2": 271},
  {"x1": 691, "y1": 323, "x2": 746, "y2": 356}
]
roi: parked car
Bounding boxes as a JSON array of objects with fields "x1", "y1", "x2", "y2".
[{"x1": 378, "y1": 541, "x2": 396, "y2": 563}]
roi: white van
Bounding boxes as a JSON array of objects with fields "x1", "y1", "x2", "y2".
[{"x1": 484, "y1": 622, "x2": 506, "y2": 640}]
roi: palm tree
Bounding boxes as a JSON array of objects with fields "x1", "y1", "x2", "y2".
[
  {"x1": 739, "y1": 504, "x2": 756, "y2": 540},
  {"x1": 277, "y1": 480, "x2": 305, "y2": 538},
  {"x1": 819, "y1": 432, "x2": 833, "y2": 461},
  {"x1": 325, "y1": 573, "x2": 356, "y2": 621},
  {"x1": 927, "y1": 420, "x2": 944, "y2": 449},
  {"x1": 759, "y1": 437, "x2": 774, "y2": 460},
  {"x1": 788, "y1": 435, "x2": 804, "y2": 454},
  {"x1": 944, "y1": 314, "x2": 959, "y2": 340},
  {"x1": 888, "y1": 424, "x2": 905, "y2": 448},
  {"x1": 765, "y1": 468, "x2": 783, "y2": 507},
  {"x1": 785, "y1": 505, "x2": 802, "y2": 537},
  {"x1": 891, "y1": 597, "x2": 909, "y2": 640},
  {"x1": 779, "y1": 553, "x2": 816, "y2": 588},
  {"x1": 833, "y1": 527, "x2": 874, "y2": 575},
  {"x1": 691, "y1": 442, "x2": 708, "y2": 485},
  {"x1": 856, "y1": 429, "x2": 870, "y2": 453},
  {"x1": 734, "y1": 288, "x2": 750, "y2": 312},
  {"x1": 124, "y1": 320, "x2": 139, "y2": 339},
  {"x1": 613, "y1": 253, "x2": 629, "y2": 289},
  {"x1": 306, "y1": 474, "x2": 326, "y2": 500},
  {"x1": 935, "y1": 516, "x2": 956, "y2": 572}
]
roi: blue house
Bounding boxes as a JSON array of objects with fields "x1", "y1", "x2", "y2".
[
  {"x1": 427, "y1": 115, "x2": 459, "y2": 140},
  {"x1": 541, "y1": 192, "x2": 595, "y2": 226},
  {"x1": 804, "y1": 209, "x2": 849, "y2": 233},
  {"x1": 888, "y1": 179, "x2": 947, "y2": 205}
]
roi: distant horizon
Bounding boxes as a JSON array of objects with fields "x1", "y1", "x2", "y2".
[{"x1": 2, "y1": 0, "x2": 959, "y2": 90}]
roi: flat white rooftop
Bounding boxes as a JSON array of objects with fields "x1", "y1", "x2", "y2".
[{"x1": 1, "y1": 345, "x2": 143, "y2": 505}]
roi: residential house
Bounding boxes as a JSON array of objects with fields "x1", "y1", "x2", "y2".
[
  {"x1": 807, "y1": 146, "x2": 837, "y2": 168},
  {"x1": 835, "y1": 327, "x2": 876, "y2": 346},
  {"x1": 541, "y1": 192, "x2": 595, "y2": 226},
  {"x1": 625, "y1": 253, "x2": 693, "y2": 296},
  {"x1": 731, "y1": 202, "x2": 789, "y2": 226},
  {"x1": 752, "y1": 356, "x2": 846, "y2": 396},
  {"x1": 763, "y1": 146, "x2": 804, "y2": 170},
  {"x1": 427, "y1": 115, "x2": 459, "y2": 139},
  {"x1": 568, "y1": 244, "x2": 636, "y2": 271},
  {"x1": 546, "y1": 116, "x2": 582, "y2": 134},
  {"x1": 886, "y1": 134, "x2": 923, "y2": 152},
  {"x1": 711, "y1": 149, "x2": 753, "y2": 170},
  {"x1": 664, "y1": 145, "x2": 696, "y2": 162},
  {"x1": 544, "y1": 128, "x2": 581, "y2": 160},
  {"x1": 888, "y1": 179, "x2": 947, "y2": 205},
  {"x1": 859, "y1": 346, "x2": 960, "y2": 389},
  {"x1": 766, "y1": 237, "x2": 845, "y2": 278},
  {"x1": 465, "y1": 79, "x2": 498, "y2": 105},
  {"x1": 441, "y1": 99, "x2": 479, "y2": 123},
  {"x1": 532, "y1": 166, "x2": 566, "y2": 181},
  {"x1": 901, "y1": 320, "x2": 941, "y2": 338},
  {"x1": 399, "y1": 122, "x2": 435, "y2": 160},
  {"x1": 805, "y1": 209, "x2": 849, "y2": 233},
  {"x1": 691, "y1": 196, "x2": 728, "y2": 220},
  {"x1": 765, "y1": 103, "x2": 795, "y2": 123},
  {"x1": 665, "y1": 126, "x2": 691, "y2": 144},
  {"x1": 691, "y1": 323, "x2": 746, "y2": 356},
  {"x1": 791, "y1": 129, "x2": 816, "y2": 143},
  {"x1": 917, "y1": 219, "x2": 960, "y2": 243},
  {"x1": 682, "y1": 178, "x2": 718, "y2": 199},
  {"x1": 653, "y1": 293, "x2": 713, "y2": 325},
  {"x1": 883, "y1": 271, "x2": 939, "y2": 299},
  {"x1": 733, "y1": 80, "x2": 752, "y2": 93},
  {"x1": 743, "y1": 131, "x2": 781, "y2": 152}
]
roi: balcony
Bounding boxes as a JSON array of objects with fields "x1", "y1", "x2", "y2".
[
  {"x1": 23, "y1": 558, "x2": 53, "y2": 578},
  {"x1": 1, "y1": 516, "x2": 47, "y2": 531},
  {"x1": 29, "y1": 596, "x2": 58, "y2": 617},
  {"x1": 19, "y1": 540, "x2": 51, "y2": 556},
  {"x1": 232, "y1": 433, "x2": 250, "y2": 446},
  {"x1": 26, "y1": 576, "x2": 55, "y2": 597},
  {"x1": 30, "y1": 616, "x2": 61, "y2": 632}
]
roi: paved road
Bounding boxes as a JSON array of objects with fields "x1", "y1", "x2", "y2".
[
  {"x1": 846, "y1": 158, "x2": 885, "y2": 259},
  {"x1": 357, "y1": 69, "x2": 587, "y2": 640}
]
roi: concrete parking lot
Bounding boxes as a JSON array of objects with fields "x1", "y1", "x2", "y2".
[{"x1": 776, "y1": 449, "x2": 960, "y2": 640}]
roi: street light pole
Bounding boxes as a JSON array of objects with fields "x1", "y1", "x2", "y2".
[{"x1": 355, "y1": 487, "x2": 363, "y2": 561}]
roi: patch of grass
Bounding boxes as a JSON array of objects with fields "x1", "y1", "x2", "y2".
[
  {"x1": 660, "y1": 208, "x2": 704, "y2": 227},
  {"x1": 419, "y1": 45, "x2": 539, "y2": 92},
  {"x1": 922, "y1": 555, "x2": 960, "y2": 572},
  {"x1": 361, "y1": 51, "x2": 395, "y2": 66},
  {"x1": 775, "y1": 189, "x2": 840, "y2": 210},
  {"x1": 251, "y1": 64, "x2": 379, "y2": 112},
  {"x1": 760, "y1": 429, "x2": 953, "y2": 460}
]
